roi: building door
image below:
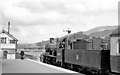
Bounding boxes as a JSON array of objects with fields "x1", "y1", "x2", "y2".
[
  {"x1": 7, "y1": 50, "x2": 15, "y2": 59},
  {"x1": 3, "y1": 51, "x2": 8, "y2": 59}
]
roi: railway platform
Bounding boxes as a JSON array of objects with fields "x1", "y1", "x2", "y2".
[{"x1": 1, "y1": 59, "x2": 84, "y2": 75}]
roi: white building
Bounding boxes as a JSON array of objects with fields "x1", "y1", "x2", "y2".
[
  {"x1": 110, "y1": 26, "x2": 120, "y2": 55},
  {"x1": 110, "y1": 26, "x2": 120, "y2": 73},
  {"x1": 0, "y1": 30, "x2": 18, "y2": 59}
]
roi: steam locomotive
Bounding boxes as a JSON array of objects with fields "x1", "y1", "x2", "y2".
[{"x1": 40, "y1": 27, "x2": 120, "y2": 75}]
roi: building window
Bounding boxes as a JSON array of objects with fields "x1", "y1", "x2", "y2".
[
  {"x1": 10, "y1": 40, "x2": 15, "y2": 44},
  {"x1": 0, "y1": 37, "x2": 6, "y2": 44}
]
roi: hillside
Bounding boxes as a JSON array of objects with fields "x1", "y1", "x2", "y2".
[
  {"x1": 84, "y1": 25, "x2": 117, "y2": 35},
  {"x1": 17, "y1": 25, "x2": 118, "y2": 49}
]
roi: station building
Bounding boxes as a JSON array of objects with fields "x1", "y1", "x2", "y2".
[{"x1": 0, "y1": 23, "x2": 18, "y2": 59}]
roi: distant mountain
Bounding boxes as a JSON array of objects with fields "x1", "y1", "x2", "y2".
[
  {"x1": 112, "y1": 25, "x2": 120, "y2": 35},
  {"x1": 35, "y1": 40, "x2": 49, "y2": 46},
  {"x1": 17, "y1": 43, "x2": 42, "y2": 49},
  {"x1": 88, "y1": 30, "x2": 113, "y2": 38},
  {"x1": 84, "y1": 26, "x2": 117, "y2": 35}
]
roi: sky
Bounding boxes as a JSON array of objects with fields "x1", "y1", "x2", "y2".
[{"x1": 0, "y1": 0, "x2": 119, "y2": 43}]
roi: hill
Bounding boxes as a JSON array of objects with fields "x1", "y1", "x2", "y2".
[
  {"x1": 17, "y1": 25, "x2": 118, "y2": 49},
  {"x1": 83, "y1": 25, "x2": 118, "y2": 38},
  {"x1": 84, "y1": 26, "x2": 117, "y2": 35}
]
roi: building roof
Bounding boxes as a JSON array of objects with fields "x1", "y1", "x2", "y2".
[{"x1": 0, "y1": 30, "x2": 18, "y2": 41}]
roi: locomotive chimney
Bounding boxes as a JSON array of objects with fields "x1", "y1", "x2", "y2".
[
  {"x1": 8, "y1": 21, "x2": 10, "y2": 34},
  {"x1": 50, "y1": 38, "x2": 54, "y2": 43}
]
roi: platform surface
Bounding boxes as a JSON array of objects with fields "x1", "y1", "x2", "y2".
[{"x1": 1, "y1": 59, "x2": 83, "y2": 75}]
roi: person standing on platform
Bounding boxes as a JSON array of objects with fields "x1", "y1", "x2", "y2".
[{"x1": 20, "y1": 51, "x2": 24, "y2": 60}]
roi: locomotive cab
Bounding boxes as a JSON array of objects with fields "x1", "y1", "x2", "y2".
[{"x1": 56, "y1": 37, "x2": 67, "y2": 67}]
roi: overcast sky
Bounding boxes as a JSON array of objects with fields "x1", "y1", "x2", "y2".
[{"x1": 0, "y1": 0, "x2": 119, "y2": 43}]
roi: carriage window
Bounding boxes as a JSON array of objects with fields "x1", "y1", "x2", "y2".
[{"x1": 0, "y1": 37, "x2": 6, "y2": 44}]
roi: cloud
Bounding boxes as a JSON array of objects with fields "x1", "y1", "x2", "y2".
[
  {"x1": 2, "y1": 0, "x2": 119, "y2": 26},
  {"x1": 2, "y1": 0, "x2": 69, "y2": 25},
  {"x1": 0, "y1": 0, "x2": 119, "y2": 43}
]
